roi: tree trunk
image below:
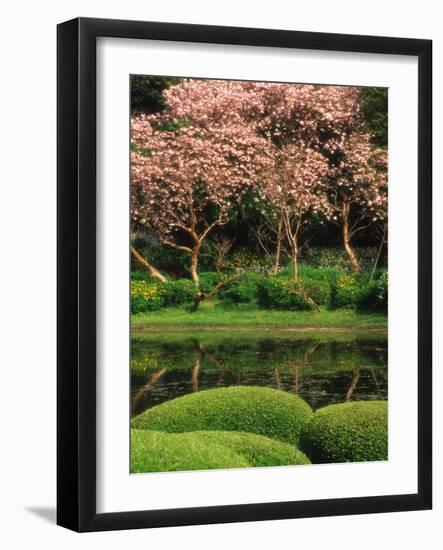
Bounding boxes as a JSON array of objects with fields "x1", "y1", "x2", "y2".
[
  {"x1": 190, "y1": 244, "x2": 201, "y2": 290},
  {"x1": 369, "y1": 224, "x2": 387, "y2": 282},
  {"x1": 281, "y1": 209, "x2": 299, "y2": 281},
  {"x1": 342, "y1": 201, "x2": 360, "y2": 273},
  {"x1": 130, "y1": 246, "x2": 167, "y2": 283},
  {"x1": 291, "y1": 250, "x2": 298, "y2": 282},
  {"x1": 272, "y1": 216, "x2": 283, "y2": 275}
]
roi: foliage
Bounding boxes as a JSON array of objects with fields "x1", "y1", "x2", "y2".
[
  {"x1": 131, "y1": 240, "x2": 191, "y2": 278},
  {"x1": 298, "y1": 279, "x2": 331, "y2": 306},
  {"x1": 357, "y1": 270, "x2": 388, "y2": 311},
  {"x1": 162, "y1": 279, "x2": 197, "y2": 307},
  {"x1": 296, "y1": 264, "x2": 340, "y2": 282},
  {"x1": 130, "y1": 429, "x2": 310, "y2": 473},
  {"x1": 361, "y1": 87, "x2": 388, "y2": 148},
  {"x1": 330, "y1": 273, "x2": 362, "y2": 309},
  {"x1": 221, "y1": 281, "x2": 258, "y2": 304},
  {"x1": 218, "y1": 273, "x2": 267, "y2": 304},
  {"x1": 303, "y1": 246, "x2": 379, "y2": 273},
  {"x1": 256, "y1": 278, "x2": 314, "y2": 310},
  {"x1": 199, "y1": 271, "x2": 223, "y2": 293},
  {"x1": 299, "y1": 400, "x2": 388, "y2": 463},
  {"x1": 131, "y1": 278, "x2": 197, "y2": 313},
  {"x1": 131, "y1": 264, "x2": 387, "y2": 314},
  {"x1": 131, "y1": 280, "x2": 164, "y2": 313},
  {"x1": 130, "y1": 76, "x2": 181, "y2": 114},
  {"x1": 329, "y1": 270, "x2": 388, "y2": 310},
  {"x1": 223, "y1": 248, "x2": 274, "y2": 273},
  {"x1": 131, "y1": 386, "x2": 313, "y2": 445}
]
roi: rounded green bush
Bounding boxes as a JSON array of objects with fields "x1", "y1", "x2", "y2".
[
  {"x1": 131, "y1": 429, "x2": 311, "y2": 473},
  {"x1": 132, "y1": 386, "x2": 313, "y2": 445},
  {"x1": 299, "y1": 400, "x2": 388, "y2": 463}
]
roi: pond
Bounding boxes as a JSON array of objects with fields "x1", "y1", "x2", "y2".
[{"x1": 131, "y1": 330, "x2": 387, "y2": 417}]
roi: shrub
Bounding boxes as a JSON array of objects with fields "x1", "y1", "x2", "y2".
[
  {"x1": 221, "y1": 280, "x2": 258, "y2": 304},
  {"x1": 330, "y1": 273, "x2": 361, "y2": 308},
  {"x1": 131, "y1": 430, "x2": 311, "y2": 473},
  {"x1": 217, "y1": 273, "x2": 267, "y2": 305},
  {"x1": 298, "y1": 279, "x2": 331, "y2": 306},
  {"x1": 357, "y1": 271, "x2": 388, "y2": 312},
  {"x1": 131, "y1": 278, "x2": 197, "y2": 312},
  {"x1": 131, "y1": 280, "x2": 164, "y2": 313},
  {"x1": 256, "y1": 278, "x2": 313, "y2": 310},
  {"x1": 162, "y1": 279, "x2": 196, "y2": 306},
  {"x1": 132, "y1": 386, "x2": 313, "y2": 445},
  {"x1": 298, "y1": 264, "x2": 339, "y2": 284},
  {"x1": 199, "y1": 272, "x2": 223, "y2": 294},
  {"x1": 299, "y1": 400, "x2": 388, "y2": 463}
]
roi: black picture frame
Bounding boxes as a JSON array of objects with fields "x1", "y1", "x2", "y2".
[{"x1": 57, "y1": 17, "x2": 432, "y2": 532}]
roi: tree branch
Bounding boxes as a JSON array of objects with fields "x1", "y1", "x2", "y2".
[{"x1": 130, "y1": 246, "x2": 167, "y2": 283}]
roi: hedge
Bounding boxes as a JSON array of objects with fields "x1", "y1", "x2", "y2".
[
  {"x1": 299, "y1": 400, "x2": 388, "y2": 463},
  {"x1": 132, "y1": 386, "x2": 313, "y2": 445},
  {"x1": 131, "y1": 429, "x2": 311, "y2": 473}
]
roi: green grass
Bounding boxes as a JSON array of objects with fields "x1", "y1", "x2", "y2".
[
  {"x1": 132, "y1": 386, "x2": 313, "y2": 445},
  {"x1": 299, "y1": 400, "x2": 388, "y2": 463},
  {"x1": 131, "y1": 430, "x2": 311, "y2": 473},
  {"x1": 132, "y1": 302, "x2": 387, "y2": 330}
]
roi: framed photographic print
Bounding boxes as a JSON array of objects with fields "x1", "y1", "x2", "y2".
[{"x1": 57, "y1": 17, "x2": 432, "y2": 532}]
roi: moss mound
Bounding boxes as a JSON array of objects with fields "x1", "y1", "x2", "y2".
[
  {"x1": 131, "y1": 429, "x2": 310, "y2": 473},
  {"x1": 299, "y1": 400, "x2": 388, "y2": 463},
  {"x1": 131, "y1": 386, "x2": 313, "y2": 445}
]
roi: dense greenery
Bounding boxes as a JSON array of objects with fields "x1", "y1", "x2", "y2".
[
  {"x1": 131, "y1": 265, "x2": 388, "y2": 314},
  {"x1": 130, "y1": 396, "x2": 388, "y2": 471},
  {"x1": 132, "y1": 386, "x2": 313, "y2": 445},
  {"x1": 131, "y1": 76, "x2": 181, "y2": 114},
  {"x1": 361, "y1": 87, "x2": 388, "y2": 148},
  {"x1": 131, "y1": 430, "x2": 310, "y2": 472},
  {"x1": 299, "y1": 400, "x2": 388, "y2": 463}
]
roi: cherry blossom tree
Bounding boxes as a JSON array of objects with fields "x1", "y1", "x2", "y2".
[
  {"x1": 162, "y1": 79, "x2": 381, "y2": 274},
  {"x1": 324, "y1": 131, "x2": 388, "y2": 272},
  {"x1": 131, "y1": 114, "x2": 272, "y2": 289},
  {"x1": 131, "y1": 78, "x2": 387, "y2": 284},
  {"x1": 261, "y1": 146, "x2": 330, "y2": 280}
]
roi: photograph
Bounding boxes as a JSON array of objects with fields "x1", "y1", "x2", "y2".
[{"x1": 129, "y1": 76, "x2": 389, "y2": 474}]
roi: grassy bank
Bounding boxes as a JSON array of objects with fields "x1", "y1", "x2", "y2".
[{"x1": 132, "y1": 302, "x2": 387, "y2": 330}]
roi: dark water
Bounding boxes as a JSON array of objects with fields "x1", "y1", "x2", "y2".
[{"x1": 130, "y1": 331, "x2": 387, "y2": 417}]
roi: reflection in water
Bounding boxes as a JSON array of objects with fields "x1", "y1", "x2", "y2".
[{"x1": 131, "y1": 333, "x2": 387, "y2": 417}]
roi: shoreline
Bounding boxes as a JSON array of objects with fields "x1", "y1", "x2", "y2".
[{"x1": 132, "y1": 324, "x2": 387, "y2": 333}]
